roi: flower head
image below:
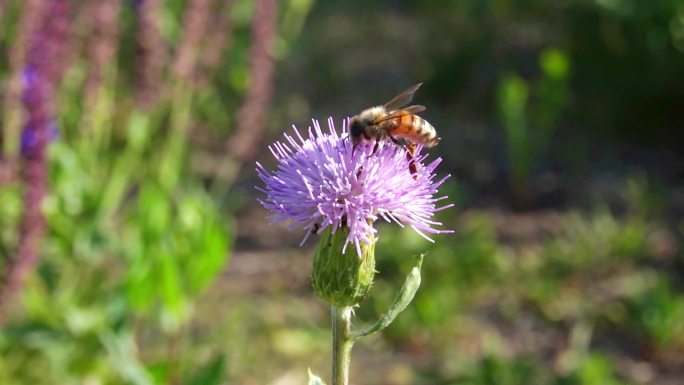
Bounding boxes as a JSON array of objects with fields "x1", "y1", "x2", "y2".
[{"x1": 256, "y1": 118, "x2": 453, "y2": 255}]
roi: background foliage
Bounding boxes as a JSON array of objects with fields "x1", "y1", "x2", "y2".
[{"x1": 1, "y1": 0, "x2": 683, "y2": 384}]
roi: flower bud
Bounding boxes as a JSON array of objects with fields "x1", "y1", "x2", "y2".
[{"x1": 311, "y1": 227, "x2": 376, "y2": 307}]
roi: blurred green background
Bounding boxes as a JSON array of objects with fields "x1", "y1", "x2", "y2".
[{"x1": 1, "y1": 0, "x2": 683, "y2": 384}]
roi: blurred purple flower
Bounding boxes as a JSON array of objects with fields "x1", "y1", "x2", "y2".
[
  {"x1": 134, "y1": 0, "x2": 165, "y2": 108},
  {"x1": 20, "y1": 121, "x2": 59, "y2": 158},
  {"x1": 1, "y1": 0, "x2": 71, "y2": 324},
  {"x1": 18, "y1": 0, "x2": 70, "y2": 159},
  {"x1": 228, "y1": 0, "x2": 277, "y2": 160},
  {"x1": 22, "y1": 66, "x2": 37, "y2": 87},
  {"x1": 257, "y1": 118, "x2": 453, "y2": 255},
  {"x1": 83, "y1": 0, "x2": 123, "y2": 109},
  {"x1": 20, "y1": 63, "x2": 54, "y2": 159}
]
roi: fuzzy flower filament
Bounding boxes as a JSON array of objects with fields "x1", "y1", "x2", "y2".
[{"x1": 257, "y1": 118, "x2": 453, "y2": 256}]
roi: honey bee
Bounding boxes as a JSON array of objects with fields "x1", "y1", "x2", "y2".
[{"x1": 348, "y1": 83, "x2": 439, "y2": 178}]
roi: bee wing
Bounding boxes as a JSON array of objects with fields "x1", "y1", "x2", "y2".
[
  {"x1": 371, "y1": 105, "x2": 425, "y2": 124},
  {"x1": 383, "y1": 83, "x2": 423, "y2": 110},
  {"x1": 402, "y1": 105, "x2": 426, "y2": 114}
]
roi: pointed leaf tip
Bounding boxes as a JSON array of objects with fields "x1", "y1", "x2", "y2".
[{"x1": 307, "y1": 368, "x2": 327, "y2": 385}]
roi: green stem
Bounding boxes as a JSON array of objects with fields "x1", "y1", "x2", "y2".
[{"x1": 332, "y1": 305, "x2": 354, "y2": 385}]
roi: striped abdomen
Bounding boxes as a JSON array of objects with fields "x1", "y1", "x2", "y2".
[{"x1": 387, "y1": 112, "x2": 439, "y2": 147}]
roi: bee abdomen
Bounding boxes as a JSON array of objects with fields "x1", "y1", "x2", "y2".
[
  {"x1": 389, "y1": 112, "x2": 439, "y2": 147},
  {"x1": 416, "y1": 117, "x2": 439, "y2": 146}
]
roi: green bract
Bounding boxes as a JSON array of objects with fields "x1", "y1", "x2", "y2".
[{"x1": 311, "y1": 227, "x2": 376, "y2": 307}]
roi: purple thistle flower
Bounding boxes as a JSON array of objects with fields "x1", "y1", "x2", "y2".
[{"x1": 256, "y1": 118, "x2": 454, "y2": 256}]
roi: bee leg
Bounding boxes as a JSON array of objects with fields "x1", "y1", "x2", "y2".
[
  {"x1": 388, "y1": 135, "x2": 419, "y2": 180},
  {"x1": 388, "y1": 135, "x2": 404, "y2": 147},
  {"x1": 371, "y1": 140, "x2": 380, "y2": 156},
  {"x1": 405, "y1": 143, "x2": 418, "y2": 180}
]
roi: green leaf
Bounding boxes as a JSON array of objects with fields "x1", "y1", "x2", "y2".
[
  {"x1": 184, "y1": 354, "x2": 225, "y2": 385},
  {"x1": 540, "y1": 47, "x2": 570, "y2": 80},
  {"x1": 99, "y1": 330, "x2": 154, "y2": 385},
  {"x1": 137, "y1": 184, "x2": 171, "y2": 238},
  {"x1": 188, "y1": 218, "x2": 230, "y2": 294},
  {"x1": 126, "y1": 257, "x2": 155, "y2": 311},
  {"x1": 158, "y1": 253, "x2": 193, "y2": 332},
  {"x1": 351, "y1": 254, "x2": 424, "y2": 339}
]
